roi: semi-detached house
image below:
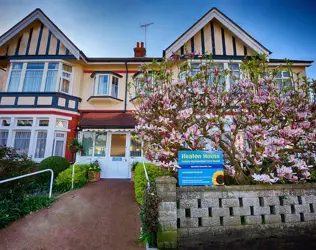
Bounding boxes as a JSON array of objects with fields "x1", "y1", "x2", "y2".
[{"x1": 0, "y1": 8, "x2": 313, "y2": 179}]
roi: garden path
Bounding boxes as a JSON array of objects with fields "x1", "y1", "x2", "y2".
[{"x1": 0, "y1": 179, "x2": 144, "y2": 250}]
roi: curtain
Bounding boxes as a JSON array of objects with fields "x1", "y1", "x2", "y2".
[
  {"x1": 54, "y1": 140, "x2": 64, "y2": 157},
  {"x1": 23, "y1": 70, "x2": 43, "y2": 92},
  {"x1": 0, "y1": 131, "x2": 8, "y2": 146},
  {"x1": 35, "y1": 132, "x2": 47, "y2": 158},
  {"x1": 8, "y1": 71, "x2": 21, "y2": 92},
  {"x1": 45, "y1": 70, "x2": 58, "y2": 92},
  {"x1": 14, "y1": 131, "x2": 31, "y2": 155},
  {"x1": 98, "y1": 75, "x2": 108, "y2": 95}
]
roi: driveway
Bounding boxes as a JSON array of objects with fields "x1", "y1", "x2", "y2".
[{"x1": 0, "y1": 179, "x2": 144, "y2": 250}]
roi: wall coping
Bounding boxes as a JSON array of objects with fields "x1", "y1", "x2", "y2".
[
  {"x1": 177, "y1": 183, "x2": 316, "y2": 192},
  {"x1": 156, "y1": 176, "x2": 177, "y2": 184}
]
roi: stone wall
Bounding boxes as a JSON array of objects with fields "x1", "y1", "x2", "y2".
[{"x1": 156, "y1": 176, "x2": 316, "y2": 248}]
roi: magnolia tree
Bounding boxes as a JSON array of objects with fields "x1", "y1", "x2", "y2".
[{"x1": 131, "y1": 53, "x2": 316, "y2": 184}]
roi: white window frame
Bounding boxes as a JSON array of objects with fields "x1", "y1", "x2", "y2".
[
  {"x1": 93, "y1": 74, "x2": 120, "y2": 98},
  {"x1": 0, "y1": 118, "x2": 11, "y2": 127},
  {"x1": 53, "y1": 131, "x2": 67, "y2": 157},
  {"x1": 276, "y1": 71, "x2": 291, "y2": 89},
  {"x1": 33, "y1": 130, "x2": 48, "y2": 159},
  {"x1": 5, "y1": 60, "x2": 74, "y2": 95},
  {"x1": 13, "y1": 130, "x2": 32, "y2": 156},
  {"x1": 16, "y1": 118, "x2": 33, "y2": 127}
]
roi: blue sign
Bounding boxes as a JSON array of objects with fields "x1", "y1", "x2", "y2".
[
  {"x1": 178, "y1": 151, "x2": 224, "y2": 186},
  {"x1": 112, "y1": 157, "x2": 122, "y2": 161}
]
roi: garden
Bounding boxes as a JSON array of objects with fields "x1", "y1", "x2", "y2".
[
  {"x1": 131, "y1": 52, "x2": 316, "y2": 248},
  {"x1": 0, "y1": 144, "x2": 101, "y2": 228}
]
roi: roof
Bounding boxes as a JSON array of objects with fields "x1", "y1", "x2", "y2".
[
  {"x1": 269, "y1": 58, "x2": 313, "y2": 66},
  {"x1": 79, "y1": 112, "x2": 136, "y2": 128},
  {"x1": 164, "y1": 7, "x2": 271, "y2": 57},
  {"x1": 0, "y1": 8, "x2": 81, "y2": 59}
]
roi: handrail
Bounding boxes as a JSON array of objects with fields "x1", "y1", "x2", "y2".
[
  {"x1": 0, "y1": 169, "x2": 54, "y2": 198},
  {"x1": 142, "y1": 160, "x2": 150, "y2": 190}
]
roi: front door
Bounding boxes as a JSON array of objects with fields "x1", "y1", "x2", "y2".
[{"x1": 102, "y1": 133, "x2": 129, "y2": 178}]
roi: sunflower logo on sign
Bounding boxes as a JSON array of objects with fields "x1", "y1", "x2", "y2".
[{"x1": 212, "y1": 170, "x2": 224, "y2": 185}]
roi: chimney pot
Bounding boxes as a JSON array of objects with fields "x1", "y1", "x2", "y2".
[{"x1": 134, "y1": 41, "x2": 146, "y2": 57}]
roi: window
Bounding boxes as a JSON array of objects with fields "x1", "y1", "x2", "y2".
[
  {"x1": 17, "y1": 119, "x2": 33, "y2": 126},
  {"x1": 38, "y1": 119, "x2": 49, "y2": 127},
  {"x1": 23, "y1": 63, "x2": 44, "y2": 92},
  {"x1": 81, "y1": 131, "x2": 93, "y2": 156},
  {"x1": 14, "y1": 131, "x2": 31, "y2": 155},
  {"x1": 97, "y1": 75, "x2": 109, "y2": 95},
  {"x1": 45, "y1": 63, "x2": 59, "y2": 91},
  {"x1": 276, "y1": 71, "x2": 291, "y2": 89},
  {"x1": 56, "y1": 119, "x2": 68, "y2": 128},
  {"x1": 60, "y1": 64, "x2": 72, "y2": 93},
  {"x1": 111, "y1": 77, "x2": 119, "y2": 98},
  {"x1": 228, "y1": 63, "x2": 240, "y2": 85},
  {"x1": 94, "y1": 132, "x2": 107, "y2": 156},
  {"x1": 130, "y1": 135, "x2": 142, "y2": 157},
  {"x1": 1, "y1": 119, "x2": 10, "y2": 126},
  {"x1": 0, "y1": 131, "x2": 8, "y2": 146},
  {"x1": 53, "y1": 132, "x2": 66, "y2": 157},
  {"x1": 6, "y1": 62, "x2": 72, "y2": 94},
  {"x1": 209, "y1": 63, "x2": 225, "y2": 85},
  {"x1": 94, "y1": 74, "x2": 120, "y2": 98},
  {"x1": 7, "y1": 63, "x2": 22, "y2": 92},
  {"x1": 34, "y1": 131, "x2": 47, "y2": 158}
]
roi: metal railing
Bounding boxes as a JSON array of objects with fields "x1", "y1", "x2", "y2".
[
  {"x1": 0, "y1": 169, "x2": 54, "y2": 198},
  {"x1": 142, "y1": 160, "x2": 150, "y2": 190}
]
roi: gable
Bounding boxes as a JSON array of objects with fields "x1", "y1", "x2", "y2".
[
  {"x1": 165, "y1": 8, "x2": 271, "y2": 58},
  {"x1": 0, "y1": 9, "x2": 80, "y2": 59}
]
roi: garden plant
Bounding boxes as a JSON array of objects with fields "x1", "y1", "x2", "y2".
[{"x1": 131, "y1": 53, "x2": 316, "y2": 185}]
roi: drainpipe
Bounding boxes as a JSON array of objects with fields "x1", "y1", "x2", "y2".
[{"x1": 124, "y1": 61, "x2": 128, "y2": 112}]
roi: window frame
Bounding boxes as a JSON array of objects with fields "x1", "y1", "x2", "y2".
[
  {"x1": 93, "y1": 74, "x2": 119, "y2": 98},
  {"x1": 0, "y1": 130, "x2": 9, "y2": 147},
  {"x1": 13, "y1": 130, "x2": 32, "y2": 156},
  {"x1": 34, "y1": 130, "x2": 48, "y2": 159},
  {"x1": 5, "y1": 60, "x2": 73, "y2": 94}
]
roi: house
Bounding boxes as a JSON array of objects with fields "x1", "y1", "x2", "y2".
[{"x1": 0, "y1": 8, "x2": 313, "y2": 179}]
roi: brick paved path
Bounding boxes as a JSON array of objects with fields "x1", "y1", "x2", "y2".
[{"x1": 0, "y1": 179, "x2": 144, "y2": 250}]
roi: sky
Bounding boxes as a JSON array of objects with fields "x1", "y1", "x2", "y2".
[{"x1": 0, "y1": 0, "x2": 315, "y2": 78}]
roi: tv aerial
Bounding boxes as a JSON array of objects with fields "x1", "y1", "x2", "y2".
[{"x1": 140, "y1": 22, "x2": 154, "y2": 49}]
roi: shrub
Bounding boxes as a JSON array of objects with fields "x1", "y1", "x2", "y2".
[
  {"x1": 55, "y1": 164, "x2": 89, "y2": 192},
  {"x1": 0, "y1": 147, "x2": 37, "y2": 200},
  {"x1": 39, "y1": 156, "x2": 70, "y2": 177},
  {"x1": 19, "y1": 195, "x2": 55, "y2": 216},
  {"x1": 139, "y1": 187, "x2": 159, "y2": 247},
  {"x1": 0, "y1": 199, "x2": 20, "y2": 228},
  {"x1": 134, "y1": 163, "x2": 170, "y2": 205},
  {"x1": 0, "y1": 195, "x2": 55, "y2": 228}
]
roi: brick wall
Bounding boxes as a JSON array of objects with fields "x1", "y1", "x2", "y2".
[{"x1": 156, "y1": 176, "x2": 316, "y2": 248}]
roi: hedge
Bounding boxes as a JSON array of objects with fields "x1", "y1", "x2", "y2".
[
  {"x1": 55, "y1": 164, "x2": 90, "y2": 192},
  {"x1": 134, "y1": 163, "x2": 171, "y2": 205}
]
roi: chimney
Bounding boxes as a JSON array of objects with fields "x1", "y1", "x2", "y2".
[{"x1": 134, "y1": 42, "x2": 146, "y2": 57}]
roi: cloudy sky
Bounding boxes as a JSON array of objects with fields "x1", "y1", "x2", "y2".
[{"x1": 0, "y1": 0, "x2": 315, "y2": 78}]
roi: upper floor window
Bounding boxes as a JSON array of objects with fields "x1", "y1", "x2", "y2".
[
  {"x1": 94, "y1": 74, "x2": 119, "y2": 98},
  {"x1": 276, "y1": 71, "x2": 291, "y2": 89},
  {"x1": 6, "y1": 62, "x2": 73, "y2": 94}
]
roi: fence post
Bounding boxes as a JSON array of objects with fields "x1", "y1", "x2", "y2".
[{"x1": 155, "y1": 176, "x2": 178, "y2": 249}]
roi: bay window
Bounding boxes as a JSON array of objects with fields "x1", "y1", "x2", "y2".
[
  {"x1": 94, "y1": 74, "x2": 119, "y2": 98},
  {"x1": 0, "y1": 131, "x2": 8, "y2": 146},
  {"x1": 14, "y1": 131, "x2": 31, "y2": 156},
  {"x1": 6, "y1": 61, "x2": 73, "y2": 94},
  {"x1": 34, "y1": 131, "x2": 47, "y2": 158},
  {"x1": 23, "y1": 63, "x2": 44, "y2": 92},
  {"x1": 7, "y1": 63, "x2": 22, "y2": 92}
]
